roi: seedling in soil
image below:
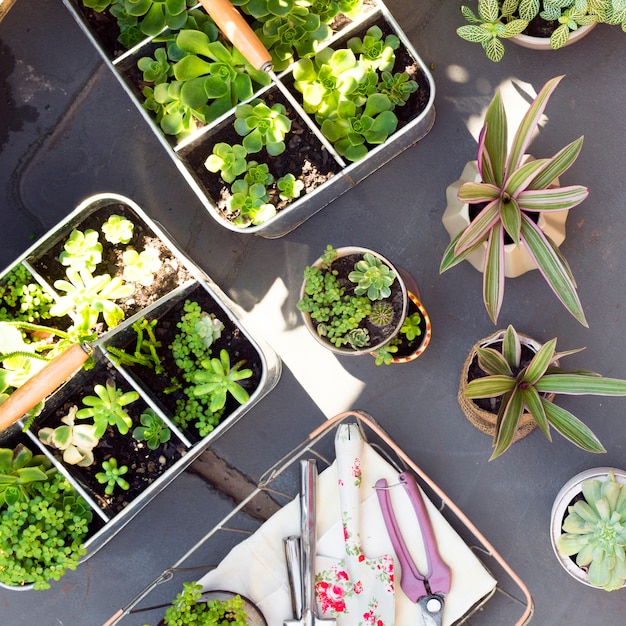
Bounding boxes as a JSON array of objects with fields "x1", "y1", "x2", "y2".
[
  {"x1": 76, "y1": 378, "x2": 139, "y2": 438},
  {"x1": 95, "y1": 457, "x2": 130, "y2": 495},
  {"x1": 132, "y1": 409, "x2": 171, "y2": 451}
]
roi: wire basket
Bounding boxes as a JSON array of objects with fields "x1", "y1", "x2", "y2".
[{"x1": 103, "y1": 411, "x2": 533, "y2": 626}]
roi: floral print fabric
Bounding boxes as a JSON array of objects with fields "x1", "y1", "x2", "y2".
[{"x1": 315, "y1": 424, "x2": 395, "y2": 625}]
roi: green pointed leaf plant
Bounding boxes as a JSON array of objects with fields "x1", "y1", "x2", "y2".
[
  {"x1": 557, "y1": 471, "x2": 626, "y2": 591},
  {"x1": 440, "y1": 75, "x2": 589, "y2": 326},
  {"x1": 464, "y1": 325, "x2": 626, "y2": 460}
]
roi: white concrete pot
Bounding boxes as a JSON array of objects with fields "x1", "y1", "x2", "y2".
[
  {"x1": 511, "y1": 23, "x2": 597, "y2": 50},
  {"x1": 442, "y1": 160, "x2": 568, "y2": 278},
  {"x1": 550, "y1": 467, "x2": 626, "y2": 588}
]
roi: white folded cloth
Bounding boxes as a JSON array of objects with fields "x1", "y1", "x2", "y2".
[{"x1": 199, "y1": 438, "x2": 496, "y2": 626}]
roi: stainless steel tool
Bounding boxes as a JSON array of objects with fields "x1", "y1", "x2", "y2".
[{"x1": 284, "y1": 459, "x2": 336, "y2": 626}]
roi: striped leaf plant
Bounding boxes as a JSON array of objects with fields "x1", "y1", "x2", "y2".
[
  {"x1": 440, "y1": 75, "x2": 589, "y2": 326},
  {"x1": 464, "y1": 325, "x2": 626, "y2": 459}
]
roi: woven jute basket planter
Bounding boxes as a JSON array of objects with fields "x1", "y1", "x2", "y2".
[{"x1": 458, "y1": 330, "x2": 555, "y2": 442}]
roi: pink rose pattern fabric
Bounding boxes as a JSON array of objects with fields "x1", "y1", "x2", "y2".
[{"x1": 315, "y1": 425, "x2": 395, "y2": 625}]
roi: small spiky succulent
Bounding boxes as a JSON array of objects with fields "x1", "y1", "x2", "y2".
[
  {"x1": 557, "y1": 471, "x2": 626, "y2": 591},
  {"x1": 369, "y1": 301, "x2": 394, "y2": 326}
]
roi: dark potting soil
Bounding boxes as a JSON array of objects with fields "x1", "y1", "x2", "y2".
[
  {"x1": 28, "y1": 202, "x2": 194, "y2": 325},
  {"x1": 309, "y1": 253, "x2": 406, "y2": 350},
  {"x1": 104, "y1": 284, "x2": 263, "y2": 444},
  {"x1": 179, "y1": 86, "x2": 343, "y2": 223},
  {"x1": 35, "y1": 360, "x2": 186, "y2": 517},
  {"x1": 467, "y1": 341, "x2": 537, "y2": 413}
]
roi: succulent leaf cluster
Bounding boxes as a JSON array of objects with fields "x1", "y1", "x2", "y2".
[
  {"x1": 558, "y1": 472, "x2": 626, "y2": 591},
  {"x1": 348, "y1": 251, "x2": 396, "y2": 300}
]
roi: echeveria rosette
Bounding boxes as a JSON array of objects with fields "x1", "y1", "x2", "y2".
[
  {"x1": 321, "y1": 94, "x2": 398, "y2": 162},
  {"x1": 440, "y1": 75, "x2": 589, "y2": 327},
  {"x1": 558, "y1": 472, "x2": 626, "y2": 591},
  {"x1": 464, "y1": 325, "x2": 626, "y2": 460},
  {"x1": 234, "y1": 100, "x2": 292, "y2": 156}
]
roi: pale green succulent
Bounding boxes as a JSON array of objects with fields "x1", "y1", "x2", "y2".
[
  {"x1": 558, "y1": 471, "x2": 626, "y2": 591},
  {"x1": 348, "y1": 252, "x2": 396, "y2": 300}
]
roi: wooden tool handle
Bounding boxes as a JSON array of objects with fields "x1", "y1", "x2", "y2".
[
  {"x1": 0, "y1": 343, "x2": 90, "y2": 431},
  {"x1": 198, "y1": 0, "x2": 272, "y2": 71}
]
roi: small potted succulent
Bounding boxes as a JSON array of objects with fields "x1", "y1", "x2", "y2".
[
  {"x1": 440, "y1": 75, "x2": 589, "y2": 326},
  {"x1": 460, "y1": 325, "x2": 626, "y2": 460},
  {"x1": 455, "y1": 0, "x2": 621, "y2": 62},
  {"x1": 297, "y1": 245, "x2": 408, "y2": 356},
  {"x1": 551, "y1": 468, "x2": 626, "y2": 591},
  {"x1": 159, "y1": 582, "x2": 266, "y2": 625}
]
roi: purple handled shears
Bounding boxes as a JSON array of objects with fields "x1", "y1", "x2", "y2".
[{"x1": 375, "y1": 472, "x2": 451, "y2": 626}]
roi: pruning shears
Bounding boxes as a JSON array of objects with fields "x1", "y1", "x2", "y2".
[{"x1": 376, "y1": 472, "x2": 452, "y2": 626}]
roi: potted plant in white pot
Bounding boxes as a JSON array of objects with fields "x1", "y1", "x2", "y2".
[
  {"x1": 297, "y1": 244, "x2": 408, "y2": 356},
  {"x1": 459, "y1": 325, "x2": 626, "y2": 460},
  {"x1": 551, "y1": 467, "x2": 626, "y2": 591},
  {"x1": 440, "y1": 75, "x2": 589, "y2": 326},
  {"x1": 455, "y1": 0, "x2": 621, "y2": 62}
]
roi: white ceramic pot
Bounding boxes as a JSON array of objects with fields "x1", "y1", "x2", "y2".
[
  {"x1": 550, "y1": 467, "x2": 626, "y2": 588},
  {"x1": 442, "y1": 160, "x2": 568, "y2": 278},
  {"x1": 510, "y1": 23, "x2": 596, "y2": 50}
]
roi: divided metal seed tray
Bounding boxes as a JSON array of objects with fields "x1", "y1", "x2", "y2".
[
  {"x1": 103, "y1": 411, "x2": 533, "y2": 626},
  {"x1": 63, "y1": 0, "x2": 436, "y2": 237},
  {"x1": 0, "y1": 193, "x2": 281, "y2": 567}
]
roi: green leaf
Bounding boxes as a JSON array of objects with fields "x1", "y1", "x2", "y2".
[
  {"x1": 141, "y1": 3, "x2": 166, "y2": 36},
  {"x1": 507, "y1": 75, "x2": 564, "y2": 174},
  {"x1": 457, "y1": 182, "x2": 501, "y2": 203},
  {"x1": 518, "y1": 185, "x2": 589, "y2": 211},
  {"x1": 465, "y1": 375, "x2": 516, "y2": 398},
  {"x1": 500, "y1": 196, "x2": 521, "y2": 245},
  {"x1": 502, "y1": 325, "x2": 521, "y2": 368},
  {"x1": 477, "y1": 347, "x2": 513, "y2": 376},
  {"x1": 484, "y1": 37, "x2": 505, "y2": 62},
  {"x1": 527, "y1": 137, "x2": 584, "y2": 190},
  {"x1": 483, "y1": 91, "x2": 507, "y2": 185},
  {"x1": 522, "y1": 338, "x2": 557, "y2": 384},
  {"x1": 483, "y1": 222, "x2": 504, "y2": 324},
  {"x1": 536, "y1": 374, "x2": 626, "y2": 396},
  {"x1": 542, "y1": 399, "x2": 606, "y2": 453},
  {"x1": 521, "y1": 386, "x2": 551, "y2": 440},
  {"x1": 440, "y1": 230, "x2": 485, "y2": 272},
  {"x1": 454, "y1": 200, "x2": 500, "y2": 255},
  {"x1": 176, "y1": 29, "x2": 213, "y2": 57},
  {"x1": 173, "y1": 56, "x2": 212, "y2": 81},
  {"x1": 520, "y1": 215, "x2": 587, "y2": 326},
  {"x1": 503, "y1": 158, "x2": 549, "y2": 197},
  {"x1": 550, "y1": 23, "x2": 571, "y2": 49},
  {"x1": 491, "y1": 387, "x2": 525, "y2": 459}
]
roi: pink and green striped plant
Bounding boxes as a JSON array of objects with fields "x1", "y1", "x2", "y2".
[
  {"x1": 465, "y1": 325, "x2": 626, "y2": 460},
  {"x1": 440, "y1": 75, "x2": 589, "y2": 326}
]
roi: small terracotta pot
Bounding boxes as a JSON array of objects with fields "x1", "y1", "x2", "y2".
[
  {"x1": 510, "y1": 23, "x2": 596, "y2": 50},
  {"x1": 299, "y1": 247, "x2": 408, "y2": 356},
  {"x1": 442, "y1": 160, "x2": 568, "y2": 278},
  {"x1": 550, "y1": 467, "x2": 626, "y2": 589},
  {"x1": 458, "y1": 329, "x2": 556, "y2": 441}
]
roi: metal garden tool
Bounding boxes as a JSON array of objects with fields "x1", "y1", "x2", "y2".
[
  {"x1": 375, "y1": 472, "x2": 452, "y2": 626},
  {"x1": 316, "y1": 423, "x2": 395, "y2": 624},
  {"x1": 0, "y1": 343, "x2": 91, "y2": 431},
  {"x1": 196, "y1": 0, "x2": 346, "y2": 166},
  {"x1": 284, "y1": 459, "x2": 336, "y2": 626}
]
